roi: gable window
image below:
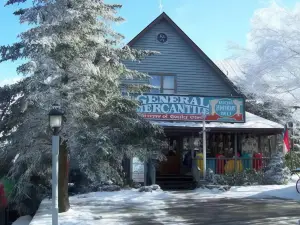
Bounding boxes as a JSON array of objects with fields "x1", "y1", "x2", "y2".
[{"x1": 150, "y1": 75, "x2": 176, "y2": 94}]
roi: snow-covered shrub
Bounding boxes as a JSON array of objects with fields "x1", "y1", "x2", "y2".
[
  {"x1": 205, "y1": 169, "x2": 228, "y2": 185},
  {"x1": 263, "y1": 152, "x2": 291, "y2": 185},
  {"x1": 132, "y1": 182, "x2": 142, "y2": 189},
  {"x1": 151, "y1": 184, "x2": 161, "y2": 190},
  {"x1": 139, "y1": 184, "x2": 161, "y2": 192},
  {"x1": 206, "y1": 168, "x2": 264, "y2": 186},
  {"x1": 214, "y1": 175, "x2": 228, "y2": 185},
  {"x1": 205, "y1": 168, "x2": 215, "y2": 183},
  {"x1": 139, "y1": 186, "x2": 153, "y2": 192},
  {"x1": 243, "y1": 169, "x2": 264, "y2": 185},
  {"x1": 226, "y1": 169, "x2": 264, "y2": 186},
  {"x1": 98, "y1": 185, "x2": 121, "y2": 192},
  {"x1": 124, "y1": 178, "x2": 142, "y2": 189}
]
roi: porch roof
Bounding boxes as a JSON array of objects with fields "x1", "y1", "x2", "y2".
[{"x1": 152, "y1": 112, "x2": 283, "y2": 134}]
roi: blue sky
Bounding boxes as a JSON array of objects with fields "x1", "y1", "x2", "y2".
[{"x1": 0, "y1": 0, "x2": 298, "y2": 81}]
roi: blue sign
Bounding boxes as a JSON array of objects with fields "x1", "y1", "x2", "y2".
[{"x1": 133, "y1": 94, "x2": 245, "y2": 123}]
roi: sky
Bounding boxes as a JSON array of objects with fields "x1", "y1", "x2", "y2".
[{"x1": 0, "y1": 0, "x2": 299, "y2": 83}]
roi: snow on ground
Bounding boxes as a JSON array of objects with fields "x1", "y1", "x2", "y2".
[
  {"x1": 29, "y1": 189, "x2": 172, "y2": 225},
  {"x1": 12, "y1": 215, "x2": 32, "y2": 225},
  {"x1": 174, "y1": 175, "x2": 300, "y2": 201},
  {"x1": 30, "y1": 177, "x2": 300, "y2": 225},
  {"x1": 182, "y1": 184, "x2": 300, "y2": 201}
]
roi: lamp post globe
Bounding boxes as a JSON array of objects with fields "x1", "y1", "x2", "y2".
[{"x1": 49, "y1": 104, "x2": 63, "y2": 134}]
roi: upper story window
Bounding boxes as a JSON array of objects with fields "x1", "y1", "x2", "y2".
[{"x1": 150, "y1": 75, "x2": 176, "y2": 94}]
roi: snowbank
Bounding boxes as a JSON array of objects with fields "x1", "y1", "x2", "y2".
[
  {"x1": 30, "y1": 189, "x2": 170, "y2": 225},
  {"x1": 181, "y1": 175, "x2": 300, "y2": 201},
  {"x1": 12, "y1": 215, "x2": 32, "y2": 225}
]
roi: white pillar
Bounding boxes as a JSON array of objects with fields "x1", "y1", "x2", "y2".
[
  {"x1": 52, "y1": 136, "x2": 59, "y2": 225},
  {"x1": 203, "y1": 120, "x2": 206, "y2": 179}
]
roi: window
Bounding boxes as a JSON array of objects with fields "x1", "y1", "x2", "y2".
[{"x1": 149, "y1": 75, "x2": 175, "y2": 94}]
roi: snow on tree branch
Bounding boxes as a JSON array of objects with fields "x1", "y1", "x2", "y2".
[
  {"x1": 231, "y1": 2, "x2": 300, "y2": 122},
  {"x1": 0, "y1": 0, "x2": 165, "y2": 214}
]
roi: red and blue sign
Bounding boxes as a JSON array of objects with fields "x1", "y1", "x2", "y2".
[{"x1": 134, "y1": 94, "x2": 245, "y2": 123}]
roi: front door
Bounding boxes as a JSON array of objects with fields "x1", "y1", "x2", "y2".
[{"x1": 158, "y1": 137, "x2": 181, "y2": 174}]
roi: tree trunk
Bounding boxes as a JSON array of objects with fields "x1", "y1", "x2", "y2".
[{"x1": 58, "y1": 141, "x2": 70, "y2": 212}]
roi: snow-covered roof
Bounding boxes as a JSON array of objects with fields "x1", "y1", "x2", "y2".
[{"x1": 152, "y1": 112, "x2": 283, "y2": 130}]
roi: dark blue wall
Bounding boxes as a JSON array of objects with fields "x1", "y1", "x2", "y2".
[{"x1": 124, "y1": 19, "x2": 236, "y2": 96}]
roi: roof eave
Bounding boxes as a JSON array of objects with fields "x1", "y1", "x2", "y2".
[{"x1": 163, "y1": 126, "x2": 283, "y2": 135}]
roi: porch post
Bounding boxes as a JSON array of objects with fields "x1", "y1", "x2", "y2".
[
  {"x1": 234, "y1": 133, "x2": 238, "y2": 174},
  {"x1": 203, "y1": 120, "x2": 207, "y2": 178}
]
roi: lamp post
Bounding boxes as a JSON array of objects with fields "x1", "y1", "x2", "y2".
[{"x1": 49, "y1": 104, "x2": 63, "y2": 225}]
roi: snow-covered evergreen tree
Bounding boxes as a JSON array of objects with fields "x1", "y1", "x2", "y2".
[
  {"x1": 0, "y1": 0, "x2": 164, "y2": 214},
  {"x1": 264, "y1": 152, "x2": 291, "y2": 185},
  {"x1": 0, "y1": 78, "x2": 29, "y2": 176}
]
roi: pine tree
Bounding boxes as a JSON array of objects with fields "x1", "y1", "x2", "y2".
[
  {"x1": 0, "y1": 80, "x2": 25, "y2": 177},
  {"x1": 0, "y1": 0, "x2": 164, "y2": 214},
  {"x1": 264, "y1": 152, "x2": 291, "y2": 185}
]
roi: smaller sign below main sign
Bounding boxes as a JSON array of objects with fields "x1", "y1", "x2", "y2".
[
  {"x1": 132, "y1": 157, "x2": 145, "y2": 183},
  {"x1": 134, "y1": 94, "x2": 245, "y2": 123}
]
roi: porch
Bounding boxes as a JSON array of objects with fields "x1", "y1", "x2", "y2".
[
  {"x1": 149, "y1": 112, "x2": 284, "y2": 188},
  {"x1": 204, "y1": 157, "x2": 271, "y2": 175}
]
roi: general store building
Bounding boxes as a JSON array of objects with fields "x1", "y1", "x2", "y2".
[{"x1": 123, "y1": 12, "x2": 283, "y2": 189}]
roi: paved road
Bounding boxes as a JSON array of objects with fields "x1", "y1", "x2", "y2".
[
  {"x1": 161, "y1": 198, "x2": 300, "y2": 225},
  {"x1": 92, "y1": 196, "x2": 300, "y2": 225},
  {"x1": 30, "y1": 192, "x2": 300, "y2": 225}
]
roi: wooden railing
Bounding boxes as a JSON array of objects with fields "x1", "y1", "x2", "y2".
[{"x1": 194, "y1": 157, "x2": 271, "y2": 176}]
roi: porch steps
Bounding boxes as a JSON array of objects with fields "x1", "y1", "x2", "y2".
[{"x1": 156, "y1": 174, "x2": 197, "y2": 190}]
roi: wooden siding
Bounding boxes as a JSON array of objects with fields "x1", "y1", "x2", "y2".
[{"x1": 124, "y1": 19, "x2": 235, "y2": 96}]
